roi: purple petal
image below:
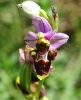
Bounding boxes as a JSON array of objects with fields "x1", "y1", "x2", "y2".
[
  {"x1": 24, "y1": 31, "x2": 38, "y2": 47},
  {"x1": 45, "y1": 30, "x2": 56, "y2": 40},
  {"x1": 32, "y1": 16, "x2": 52, "y2": 33},
  {"x1": 50, "y1": 33, "x2": 69, "y2": 49}
]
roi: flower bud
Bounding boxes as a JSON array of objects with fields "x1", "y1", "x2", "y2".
[{"x1": 17, "y1": 1, "x2": 41, "y2": 18}]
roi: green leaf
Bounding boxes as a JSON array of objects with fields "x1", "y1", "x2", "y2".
[{"x1": 20, "y1": 63, "x2": 32, "y2": 93}]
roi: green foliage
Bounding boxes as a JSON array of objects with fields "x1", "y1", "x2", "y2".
[{"x1": 0, "y1": 0, "x2": 81, "y2": 100}]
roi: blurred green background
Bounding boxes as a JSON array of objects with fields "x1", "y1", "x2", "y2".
[{"x1": 0, "y1": 0, "x2": 81, "y2": 100}]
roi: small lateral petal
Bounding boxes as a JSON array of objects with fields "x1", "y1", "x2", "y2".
[
  {"x1": 49, "y1": 66, "x2": 56, "y2": 72},
  {"x1": 50, "y1": 33, "x2": 69, "y2": 49},
  {"x1": 32, "y1": 16, "x2": 52, "y2": 33}
]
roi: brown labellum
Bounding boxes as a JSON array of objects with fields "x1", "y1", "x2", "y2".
[
  {"x1": 34, "y1": 59, "x2": 51, "y2": 76},
  {"x1": 31, "y1": 38, "x2": 57, "y2": 76}
]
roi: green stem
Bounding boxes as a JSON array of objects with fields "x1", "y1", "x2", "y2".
[{"x1": 35, "y1": 79, "x2": 44, "y2": 99}]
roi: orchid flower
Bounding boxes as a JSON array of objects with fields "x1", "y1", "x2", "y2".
[
  {"x1": 24, "y1": 16, "x2": 69, "y2": 50},
  {"x1": 23, "y1": 16, "x2": 69, "y2": 80}
]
